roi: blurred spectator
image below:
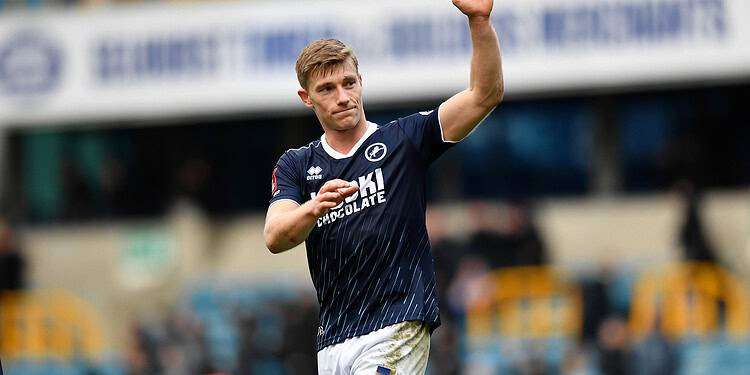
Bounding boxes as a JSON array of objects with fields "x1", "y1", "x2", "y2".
[
  {"x1": 427, "y1": 209, "x2": 466, "y2": 312},
  {"x1": 279, "y1": 296, "x2": 318, "y2": 375},
  {"x1": 99, "y1": 155, "x2": 129, "y2": 217},
  {"x1": 466, "y1": 202, "x2": 515, "y2": 268},
  {"x1": 127, "y1": 309, "x2": 214, "y2": 375},
  {"x1": 561, "y1": 346, "x2": 594, "y2": 375},
  {"x1": 509, "y1": 355, "x2": 555, "y2": 375},
  {"x1": 428, "y1": 315, "x2": 462, "y2": 375},
  {"x1": 580, "y1": 265, "x2": 615, "y2": 344},
  {"x1": 127, "y1": 322, "x2": 162, "y2": 375},
  {"x1": 60, "y1": 156, "x2": 95, "y2": 220},
  {"x1": 0, "y1": 217, "x2": 25, "y2": 292},
  {"x1": 597, "y1": 316, "x2": 632, "y2": 375},
  {"x1": 446, "y1": 255, "x2": 491, "y2": 316},
  {"x1": 506, "y1": 202, "x2": 547, "y2": 266},
  {"x1": 677, "y1": 184, "x2": 717, "y2": 263},
  {"x1": 632, "y1": 315, "x2": 677, "y2": 375},
  {"x1": 237, "y1": 313, "x2": 261, "y2": 374},
  {"x1": 161, "y1": 309, "x2": 210, "y2": 375},
  {"x1": 426, "y1": 209, "x2": 466, "y2": 374},
  {"x1": 466, "y1": 201, "x2": 548, "y2": 269},
  {"x1": 172, "y1": 157, "x2": 213, "y2": 212}
]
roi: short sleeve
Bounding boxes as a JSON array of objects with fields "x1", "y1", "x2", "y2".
[
  {"x1": 269, "y1": 151, "x2": 302, "y2": 205},
  {"x1": 397, "y1": 107, "x2": 456, "y2": 164}
]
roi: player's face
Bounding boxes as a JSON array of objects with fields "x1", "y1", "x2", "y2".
[{"x1": 298, "y1": 59, "x2": 364, "y2": 133}]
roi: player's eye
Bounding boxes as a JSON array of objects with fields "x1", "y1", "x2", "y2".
[{"x1": 344, "y1": 80, "x2": 355, "y2": 88}]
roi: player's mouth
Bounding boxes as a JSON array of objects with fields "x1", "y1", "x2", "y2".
[{"x1": 333, "y1": 107, "x2": 356, "y2": 116}]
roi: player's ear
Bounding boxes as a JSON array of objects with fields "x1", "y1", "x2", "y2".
[{"x1": 298, "y1": 88, "x2": 313, "y2": 108}]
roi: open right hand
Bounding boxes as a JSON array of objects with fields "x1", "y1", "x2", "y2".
[
  {"x1": 453, "y1": 0, "x2": 493, "y2": 19},
  {"x1": 310, "y1": 179, "x2": 359, "y2": 217}
]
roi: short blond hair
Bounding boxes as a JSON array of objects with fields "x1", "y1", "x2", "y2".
[{"x1": 295, "y1": 39, "x2": 359, "y2": 89}]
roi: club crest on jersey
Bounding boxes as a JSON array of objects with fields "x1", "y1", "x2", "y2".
[
  {"x1": 311, "y1": 168, "x2": 387, "y2": 227},
  {"x1": 307, "y1": 165, "x2": 323, "y2": 181},
  {"x1": 365, "y1": 143, "x2": 387, "y2": 162}
]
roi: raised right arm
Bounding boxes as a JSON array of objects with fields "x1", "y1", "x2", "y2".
[{"x1": 263, "y1": 179, "x2": 357, "y2": 253}]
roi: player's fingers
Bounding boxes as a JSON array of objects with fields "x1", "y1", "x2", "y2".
[
  {"x1": 317, "y1": 192, "x2": 340, "y2": 202},
  {"x1": 314, "y1": 201, "x2": 338, "y2": 216},
  {"x1": 338, "y1": 185, "x2": 359, "y2": 197},
  {"x1": 320, "y1": 201, "x2": 338, "y2": 209},
  {"x1": 320, "y1": 179, "x2": 351, "y2": 193},
  {"x1": 320, "y1": 180, "x2": 343, "y2": 191}
]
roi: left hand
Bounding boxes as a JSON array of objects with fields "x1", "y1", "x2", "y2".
[{"x1": 452, "y1": 0, "x2": 493, "y2": 19}]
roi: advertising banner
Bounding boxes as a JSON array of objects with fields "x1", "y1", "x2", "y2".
[{"x1": 0, "y1": 0, "x2": 748, "y2": 125}]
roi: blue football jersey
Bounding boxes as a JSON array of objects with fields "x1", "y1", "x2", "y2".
[{"x1": 269, "y1": 109, "x2": 454, "y2": 351}]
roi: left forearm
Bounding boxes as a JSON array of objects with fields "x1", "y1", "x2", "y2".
[{"x1": 468, "y1": 16, "x2": 504, "y2": 106}]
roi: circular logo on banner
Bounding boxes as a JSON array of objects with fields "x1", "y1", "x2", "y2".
[
  {"x1": 0, "y1": 30, "x2": 63, "y2": 96},
  {"x1": 365, "y1": 142, "x2": 387, "y2": 162}
]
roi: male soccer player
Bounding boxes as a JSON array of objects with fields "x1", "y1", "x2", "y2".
[{"x1": 264, "y1": 0, "x2": 503, "y2": 373}]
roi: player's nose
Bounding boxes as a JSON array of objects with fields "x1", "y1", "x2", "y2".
[{"x1": 335, "y1": 86, "x2": 349, "y2": 105}]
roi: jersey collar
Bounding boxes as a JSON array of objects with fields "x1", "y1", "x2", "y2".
[{"x1": 320, "y1": 121, "x2": 378, "y2": 159}]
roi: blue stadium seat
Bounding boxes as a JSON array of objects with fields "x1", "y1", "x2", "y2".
[
  {"x1": 607, "y1": 267, "x2": 637, "y2": 314},
  {"x1": 677, "y1": 336, "x2": 750, "y2": 375},
  {"x1": 5, "y1": 358, "x2": 85, "y2": 375}
]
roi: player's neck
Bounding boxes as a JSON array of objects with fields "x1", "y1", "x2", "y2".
[{"x1": 323, "y1": 119, "x2": 368, "y2": 155}]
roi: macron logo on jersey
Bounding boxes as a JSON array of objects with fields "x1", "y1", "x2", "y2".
[
  {"x1": 312, "y1": 168, "x2": 387, "y2": 227},
  {"x1": 307, "y1": 166, "x2": 323, "y2": 181}
]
